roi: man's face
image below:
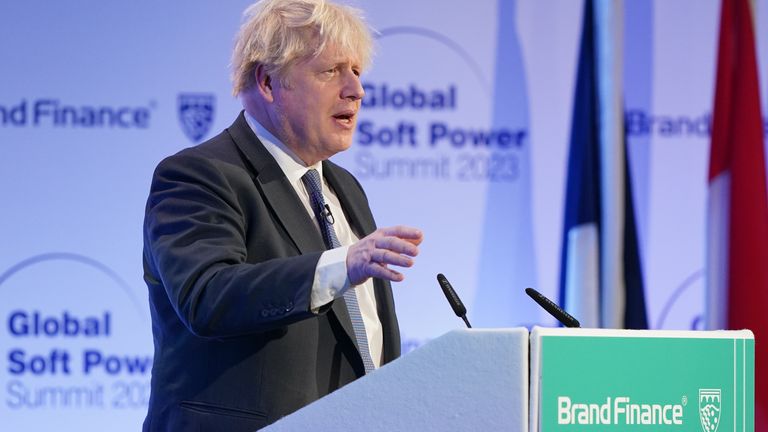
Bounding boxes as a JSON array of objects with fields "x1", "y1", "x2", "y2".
[{"x1": 269, "y1": 43, "x2": 365, "y2": 165}]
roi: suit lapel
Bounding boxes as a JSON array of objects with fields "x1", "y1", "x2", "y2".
[
  {"x1": 227, "y1": 113, "x2": 325, "y2": 254},
  {"x1": 323, "y1": 161, "x2": 376, "y2": 237}
]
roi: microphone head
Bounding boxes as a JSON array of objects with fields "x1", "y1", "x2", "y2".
[
  {"x1": 437, "y1": 273, "x2": 467, "y2": 317},
  {"x1": 525, "y1": 287, "x2": 580, "y2": 328}
]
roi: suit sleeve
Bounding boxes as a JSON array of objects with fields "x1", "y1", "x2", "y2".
[{"x1": 143, "y1": 152, "x2": 324, "y2": 338}]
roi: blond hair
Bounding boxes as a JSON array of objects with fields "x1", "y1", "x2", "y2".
[{"x1": 231, "y1": 0, "x2": 374, "y2": 95}]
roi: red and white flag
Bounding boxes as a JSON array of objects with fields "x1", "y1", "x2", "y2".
[{"x1": 706, "y1": 0, "x2": 768, "y2": 427}]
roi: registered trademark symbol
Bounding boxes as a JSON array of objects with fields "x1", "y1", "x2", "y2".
[{"x1": 682, "y1": 395, "x2": 688, "y2": 406}]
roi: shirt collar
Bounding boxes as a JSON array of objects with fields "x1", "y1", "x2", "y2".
[{"x1": 244, "y1": 111, "x2": 323, "y2": 186}]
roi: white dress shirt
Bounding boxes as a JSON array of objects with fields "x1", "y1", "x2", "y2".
[{"x1": 244, "y1": 112, "x2": 383, "y2": 368}]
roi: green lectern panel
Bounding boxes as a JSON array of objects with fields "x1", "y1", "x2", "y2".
[{"x1": 535, "y1": 329, "x2": 753, "y2": 432}]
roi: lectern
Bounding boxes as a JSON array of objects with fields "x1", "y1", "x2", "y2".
[
  {"x1": 264, "y1": 327, "x2": 754, "y2": 431},
  {"x1": 264, "y1": 328, "x2": 529, "y2": 431}
]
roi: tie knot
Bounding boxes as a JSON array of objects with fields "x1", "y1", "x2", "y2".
[{"x1": 302, "y1": 168, "x2": 323, "y2": 194}]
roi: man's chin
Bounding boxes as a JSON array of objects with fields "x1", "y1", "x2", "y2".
[{"x1": 325, "y1": 137, "x2": 354, "y2": 156}]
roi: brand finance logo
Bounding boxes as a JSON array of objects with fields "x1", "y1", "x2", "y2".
[
  {"x1": 699, "y1": 389, "x2": 721, "y2": 432},
  {"x1": 178, "y1": 93, "x2": 215, "y2": 142}
]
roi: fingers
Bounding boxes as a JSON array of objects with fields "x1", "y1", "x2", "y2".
[
  {"x1": 346, "y1": 225, "x2": 423, "y2": 285},
  {"x1": 372, "y1": 248, "x2": 414, "y2": 268},
  {"x1": 365, "y1": 263, "x2": 405, "y2": 282},
  {"x1": 374, "y1": 236, "x2": 419, "y2": 257},
  {"x1": 380, "y1": 225, "x2": 424, "y2": 246},
  {"x1": 374, "y1": 226, "x2": 423, "y2": 257}
]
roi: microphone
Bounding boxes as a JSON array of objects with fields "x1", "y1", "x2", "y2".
[
  {"x1": 436, "y1": 273, "x2": 472, "y2": 328},
  {"x1": 524, "y1": 287, "x2": 580, "y2": 328},
  {"x1": 323, "y1": 204, "x2": 335, "y2": 225}
]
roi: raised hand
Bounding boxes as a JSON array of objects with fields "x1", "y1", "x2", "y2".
[{"x1": 346, "y1": 225, "x2": 423, "y2": 285}]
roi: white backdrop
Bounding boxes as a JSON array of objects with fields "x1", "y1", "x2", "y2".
[{"x1": 0, "y1": 0, "x2": 766, "y2": 429}]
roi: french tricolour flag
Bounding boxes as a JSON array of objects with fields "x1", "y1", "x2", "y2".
[
  {"x1": 706, "y1": 0, "x2": 768, "y2": 427},
  {"x1": 558, "y1": 0, "x2": 647, "y2": 330}
]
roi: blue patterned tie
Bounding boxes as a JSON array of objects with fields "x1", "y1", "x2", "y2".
[{"x1": 301, "y1": 169, "x2": 375, "y2": 373}]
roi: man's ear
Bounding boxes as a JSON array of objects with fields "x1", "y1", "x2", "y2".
[{"x1": 254, "y1": 64, "x2": 274, "y2": 102}]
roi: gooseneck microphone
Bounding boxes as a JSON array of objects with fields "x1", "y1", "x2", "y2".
[
  {"x1": 524, "y1": 287, "x2": 580, "y2": 328},
  {"x1": 436, "y1": 273, "x2": 472, "y2": 328}
]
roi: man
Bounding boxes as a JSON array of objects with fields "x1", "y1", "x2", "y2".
[{"x1": 141, "y1": 0, "x2": 422, "y2": 430}]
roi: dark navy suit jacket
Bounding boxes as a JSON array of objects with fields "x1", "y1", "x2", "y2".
[{"x1": 142, "y1": 112, "x2": 400, "y2": 431}]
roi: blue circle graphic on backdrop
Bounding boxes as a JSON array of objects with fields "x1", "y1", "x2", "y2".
[
  {"x1": 377, "y1": 27, "x2": 489, "y2": 92},
  {"x1": 0, "y1": 252, "x2": 152, "y2": 429},
  {"x1": 0, "y1": 252, "x2": 145, "y2": 317}
]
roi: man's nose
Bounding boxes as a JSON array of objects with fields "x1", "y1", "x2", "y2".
[{"x1": 341, "y1": 72, "x2": 365, "y2": 101}]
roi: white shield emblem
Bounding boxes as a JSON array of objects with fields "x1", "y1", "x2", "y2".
[
  {"x1": 699, "y1": 389, "x2": 722, "y2": 432},
  {"x1": 178, "y1": 93, "x2": 215, "y2": 142}
]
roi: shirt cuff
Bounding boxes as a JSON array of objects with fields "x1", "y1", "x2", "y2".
[{"x1": 310, "y1": 246, "x2": 352, "y2": 311}]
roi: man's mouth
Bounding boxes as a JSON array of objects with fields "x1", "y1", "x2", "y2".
[{"x1": 332, "y1": 111, "x2": 356, "y2": 125}]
